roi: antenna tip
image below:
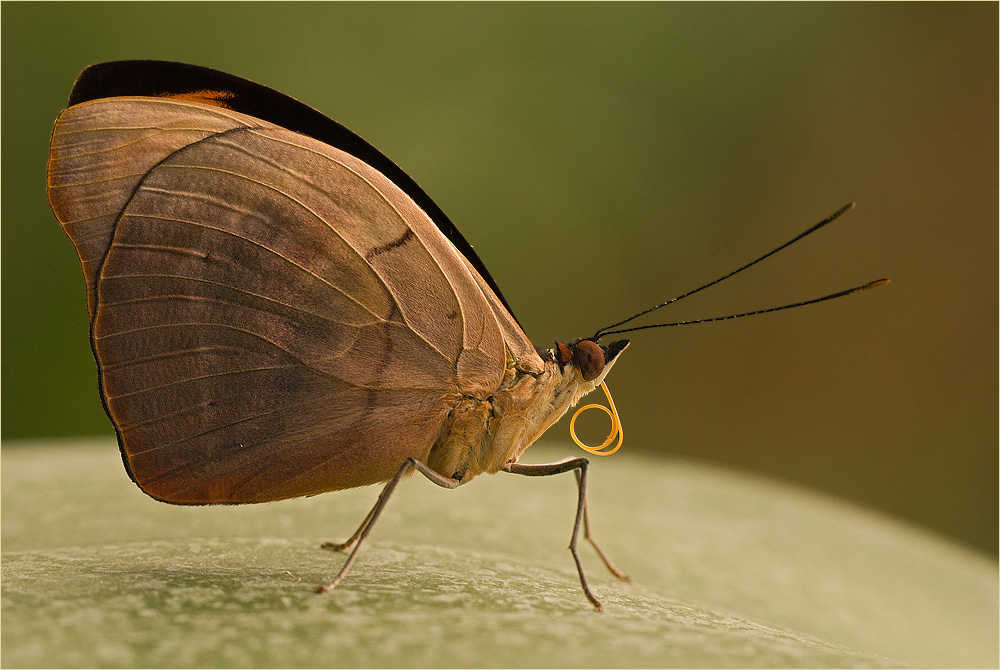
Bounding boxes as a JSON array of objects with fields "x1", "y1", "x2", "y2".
[
  {"x1": 834, "y1": 202, "x2": 856, "y2": 217},
  {"x1": 860, "y1": 278, "x2": 890, "y2": 291}
]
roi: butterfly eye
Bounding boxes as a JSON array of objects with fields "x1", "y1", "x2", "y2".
[{"x1": 572, "y1": 340, "x2": 605, "y2": 382}]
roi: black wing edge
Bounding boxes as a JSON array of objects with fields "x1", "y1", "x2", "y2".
[{"x1": 68, "y1": 59, "x2": 521, "y2": 326}]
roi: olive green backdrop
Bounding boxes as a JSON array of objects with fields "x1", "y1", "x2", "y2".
[{"x1": 2, "y1": 2, "x2": 996, "y2": 556}]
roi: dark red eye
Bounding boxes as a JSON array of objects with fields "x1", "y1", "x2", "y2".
[{"x1": 573, "y1": 340, "x2": 605, "y2": 382}]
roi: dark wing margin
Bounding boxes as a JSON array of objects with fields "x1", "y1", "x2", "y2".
[{"x1": 67, "y1": 60, "x2": 521, "y2": 326}]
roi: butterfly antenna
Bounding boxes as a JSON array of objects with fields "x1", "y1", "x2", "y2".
[
  {"x1": 593, "y1": 203, "x2": 868, "y2": 339},
  {"x1": 597, "y1": 278, "x2": 887, "y2": 337}
]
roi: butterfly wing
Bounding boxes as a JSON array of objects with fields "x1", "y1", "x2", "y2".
[
  {"x1": 62, "y1": 60, "x2": 524, "y2": 327},
  {"x1": 48, "y1": 95, "x2": 533, "y2": 504}
]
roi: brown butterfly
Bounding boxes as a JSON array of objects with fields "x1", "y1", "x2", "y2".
[{"x1": 47, "y1": 61, "x2": 885, "y2": 609}]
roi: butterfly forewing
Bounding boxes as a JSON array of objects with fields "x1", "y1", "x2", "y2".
[
  {"x1": 49, "y1": 98, "x2": 520, "y2": 503},
  {"x1": 47, "y1": 99, "x2": 274, "y2": 316}
]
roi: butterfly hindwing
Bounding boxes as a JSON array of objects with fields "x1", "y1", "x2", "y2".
[{"x1": 49, "y1": 93, "x2": 534, "y2": 503}]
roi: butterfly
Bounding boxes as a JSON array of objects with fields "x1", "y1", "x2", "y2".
[{"x1": 47, "y1": 60, "x2": 885, "y2": 609}]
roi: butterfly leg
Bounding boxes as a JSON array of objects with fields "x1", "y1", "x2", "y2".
[
  {"x1": 315, "y1": 457, "x2": 460, "y2": 594},
  {"x1": 575, "y1": 468, "x2": 631, "y2": 583},
  {"x1": 319, "y1": 505, "x2": 375, "y2": 552},
  {"x1": 503, "y1": 457, "x2": 628, "y2": 611}
]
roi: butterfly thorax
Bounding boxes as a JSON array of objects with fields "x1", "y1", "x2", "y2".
[{"x1": 426, "y1": 340, "x2": 627, "y2": 483}]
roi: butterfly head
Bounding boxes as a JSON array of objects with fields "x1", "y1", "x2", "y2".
[{"x1": 553, "y1": 338, "x2": 629, "y2": 386}]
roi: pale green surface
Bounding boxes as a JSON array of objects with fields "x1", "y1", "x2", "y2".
[{"x1": 3, "y1": 439, "x2": 996, "y2": 668}]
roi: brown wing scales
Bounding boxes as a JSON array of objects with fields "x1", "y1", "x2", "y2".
[{"x1": 49, "y1": 100, "x2": 510, "y2": 503}]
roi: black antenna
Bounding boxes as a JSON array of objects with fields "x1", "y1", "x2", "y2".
[
  {"x1": 593, "y1": 203, "x2": 886, "y2": 339},
  {"x1": 597, "y1": 279, "x2": 888, "y2": 337}
]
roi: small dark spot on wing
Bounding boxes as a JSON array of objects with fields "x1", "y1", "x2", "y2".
[{"x1": 364, "y1": 228, "x2": 415, "y2": 263}]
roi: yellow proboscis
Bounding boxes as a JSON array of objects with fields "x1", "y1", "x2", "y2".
[{"x1": 569, "y1": 381, "x2": 623, "y2": 455}]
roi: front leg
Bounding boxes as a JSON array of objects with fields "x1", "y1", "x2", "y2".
[{"x1": 503, "y1": 457, "x2": 629, "y2": 610}]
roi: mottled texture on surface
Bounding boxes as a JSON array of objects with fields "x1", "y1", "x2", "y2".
[{"x1": 3, "y1": 439, "x2": 996, "y2": 667}]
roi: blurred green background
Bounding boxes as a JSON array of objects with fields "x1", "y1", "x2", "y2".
[{"x1": 2, "y1": 3, "x2": 996, "y2": 557}]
